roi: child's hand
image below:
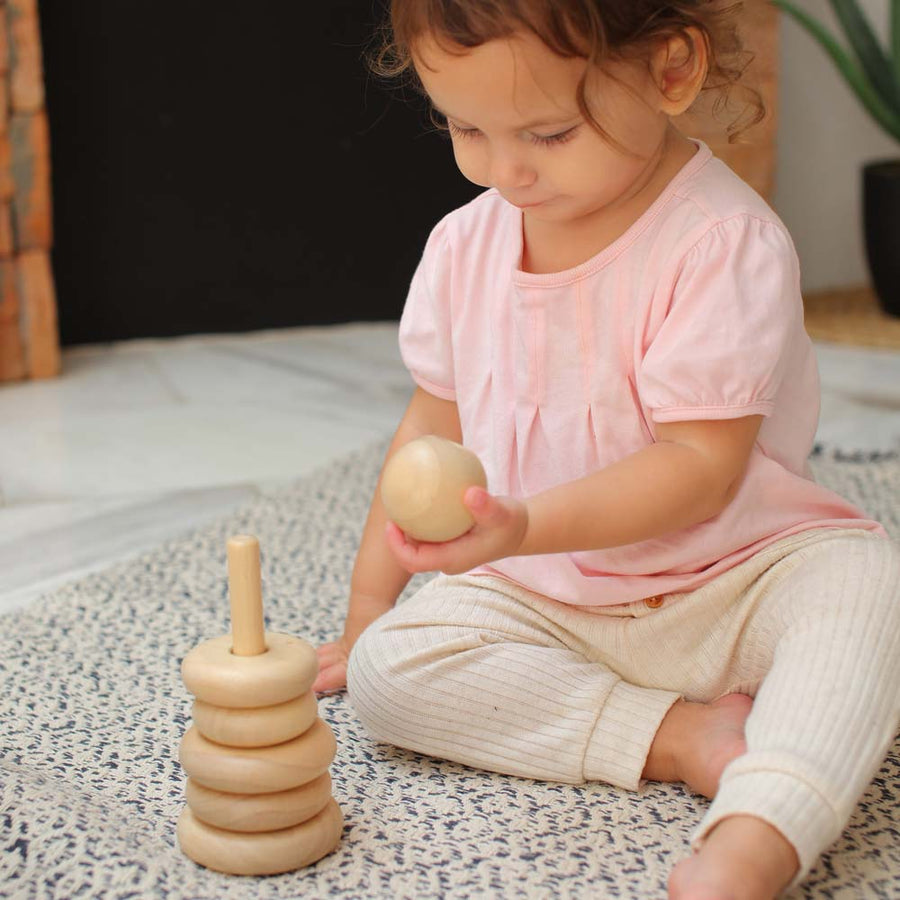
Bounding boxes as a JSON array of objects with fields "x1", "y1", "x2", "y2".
[
  {"x1": 386, "y1": 486, "x2": 528, "y2": 575},
  {"x1": 314, "y1": 636, "x2": 354, "y2": 694},
  {"x1": 315, "y1": 594, "x2": 398, "y2": 693}
]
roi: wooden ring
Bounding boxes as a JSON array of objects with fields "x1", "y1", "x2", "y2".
[
  {"x1": 191, "y1": 691, "x2": 318, "y2": 747},
  {"x1": 177, "y1": 798, "x2": 343, "y2": 875},
  {"x1": 179, "y1": 717, "x2": 336, "y2": 794},
  {"x1": 185, "y1": 772, "x2": 333, "y2": 832},
  {"x1": 181, "y1": 632, "x2": 317, "y2": 708}
]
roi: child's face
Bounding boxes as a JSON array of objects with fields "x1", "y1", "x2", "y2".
[{"x1": 413, "y1": 31, "x2": 671, "y2": 226}]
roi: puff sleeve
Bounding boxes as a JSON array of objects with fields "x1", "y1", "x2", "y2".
[
  {"x1": 397, "y1": 222, "x2": 456, "y2": 401},
  {"x1": 637, "y1": 215, "x2": 804, "y2": 423}
]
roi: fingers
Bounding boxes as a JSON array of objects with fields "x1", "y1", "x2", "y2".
[
  {"x1": 385, "y1": 492, "x2": 513, "y2": 575},
  {"x1": 313, "y1": 659, "x2": 348, "y2": 694},
  {"x1": 385, "y1": 520, "x2": 414, "y2": 551},
  {"x1": 385, "y1": 520, "x2": 439, "y2": 573},
  {"x1": 385, "y1": 521, "x2": 424, "y2": 572},
  {"x1": 316, "y1": 642, "x2": 346, "y2": 668},
  {"x1": 314, "y1": 642, "x2": 349, "y2": 693}
]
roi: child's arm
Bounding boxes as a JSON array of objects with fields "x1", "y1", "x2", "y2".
[
  {"x1": 520, "y1": 415, "x2": 763, "y2": 554},
  {"x1": 314, "y1": 386, "x2": 462, "y2": 692},
  {"x1": 387, "y1": 415, "x2": 763, "y2": 574}
]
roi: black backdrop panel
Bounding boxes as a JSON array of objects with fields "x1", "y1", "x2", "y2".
[{"x1": 38, "y1": 2, "x2": 480, "y2": 345}]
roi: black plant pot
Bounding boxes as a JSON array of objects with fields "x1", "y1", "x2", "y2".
[{"x1": 863, "y1": 159, "x2": 900, "y2": 317}]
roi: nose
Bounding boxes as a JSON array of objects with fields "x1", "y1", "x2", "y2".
[{"x1": 488, "y1": 148, "x2": 536, "y2": 191}]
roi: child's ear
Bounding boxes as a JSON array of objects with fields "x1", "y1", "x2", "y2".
[{"x1": 650, "y1": 26, "x2": 708, "y2": 116}]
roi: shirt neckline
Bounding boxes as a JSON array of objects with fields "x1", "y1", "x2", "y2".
[{"x1": 511, "y1": 138, "x2": 713, "y2": 287}]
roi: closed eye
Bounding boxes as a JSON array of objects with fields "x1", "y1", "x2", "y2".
[
  {"x1": 445, "y1": 120, "x2": 481, "y2": 140},
  {"x1": 445, "y1": 119, "x2": 580, "y2": 147},
  {"x1": 530, "y1": 126, "x2": 579, "y2": 146}
]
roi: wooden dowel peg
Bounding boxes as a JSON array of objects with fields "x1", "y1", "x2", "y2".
[{"x1": 227, "y1": 535, "x2": 266, "y2": 657}]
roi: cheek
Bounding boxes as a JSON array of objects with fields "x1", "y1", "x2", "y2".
[
  {"x1": 559, "y1": 142, "x2": 618, "y2": 190},
  {"x1": 602, "y1": 103, "x2": 668, "y2": 167},
  {"x1": 555, "y1": 145, "x2": 636, "y2": 203},
  {"x1": 451, "y1": 143, "x2": 490, "y2": 188}
]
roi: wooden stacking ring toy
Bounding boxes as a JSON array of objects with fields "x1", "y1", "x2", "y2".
[
  {"x1": 190, "y1": 692, "x2": 318, "y2": 748},
  {"x1": 176, "y1": 534, "x2": 343, "y2": 875},
  {"x1": 180, "y1": 717, "x2": 337, "y2": 794},
  {"x1": 181, "y1": 632, "x2": 317, "y2": 708},
  {"x1": 177, "y1": 800, "x2": 344, "y2": 876},
  {"x1": 184, "y1": 772, "x2": 334, "y2": 833}
]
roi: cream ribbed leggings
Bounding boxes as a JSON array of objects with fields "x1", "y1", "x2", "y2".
[{"x1": 346, "y1": 528, "x2": 900, "y2": 884}]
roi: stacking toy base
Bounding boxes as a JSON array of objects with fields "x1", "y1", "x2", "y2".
[{"x1": 177, "y1": 798, "x2": 344, "y2": 875}]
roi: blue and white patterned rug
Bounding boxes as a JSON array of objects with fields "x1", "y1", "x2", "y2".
[{"x1": 2, "y1": 441, "x2": 899, "y2": 899}]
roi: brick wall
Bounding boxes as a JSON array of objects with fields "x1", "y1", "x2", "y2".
[{"x1": 0, "y1": 0, "x2": 56, "y2": 382}]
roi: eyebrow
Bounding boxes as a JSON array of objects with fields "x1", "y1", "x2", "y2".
[{"x1": 431, "y1": 104, "x2": 577, "y2": 131}]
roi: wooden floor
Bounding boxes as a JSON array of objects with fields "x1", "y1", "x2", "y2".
[{"x1": 803, "y1": 286, "x2": 900, "y2": 349}]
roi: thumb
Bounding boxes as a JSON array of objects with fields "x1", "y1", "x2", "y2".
[{"x1": 464, "y1": 486, "x2": 506, "y2": 525}]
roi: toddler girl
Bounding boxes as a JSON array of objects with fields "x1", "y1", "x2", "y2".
[{"x1": 314, "y1": 2, "x2": 900, "y2": 897}]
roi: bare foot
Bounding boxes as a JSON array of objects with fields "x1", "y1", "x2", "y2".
[
  {"x1": 644, "y1": 693, "x2": 753, "y2": 798},
  {"x1": 677, "y1": 694, "x2": 753, "y2": 798},
  {"x1": 668, "y1": 815, "x2": 799, "y2": 899}
]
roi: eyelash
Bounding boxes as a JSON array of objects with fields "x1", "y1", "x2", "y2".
[{"x1": 445, "y1": 119, "x2": 578, "y2": 147}]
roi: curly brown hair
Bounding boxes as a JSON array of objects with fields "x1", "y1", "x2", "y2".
[{"x1": 370, "y1": 0, "x2": 764, "y2": 144}]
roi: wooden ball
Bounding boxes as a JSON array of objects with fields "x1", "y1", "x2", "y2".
[
  {"x1": 191, "y1": 691, "x2": 318, "y2": 748},
  {"x1": 185, "y1": 772, "x2": 333, "y2": 832},
  {"x1": 179, "y1": 717, "x2": 336, "y2": 794},
  {"x1": 177, "y1": 798, "x2": 343, "y2": 875},
  {"x1": 181, "y1": 631, "x2": 317, "y2": 708},
  {"x1": 380, "y1": 435, "x2": 487, "y2": 542}
]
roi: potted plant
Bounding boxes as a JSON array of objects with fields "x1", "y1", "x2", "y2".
[{"x1": 772, "y1": 0, "x2": 900, "y2": 316}]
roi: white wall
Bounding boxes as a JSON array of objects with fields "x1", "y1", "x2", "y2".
[{"x1": 772, "y1": 0, "x2": 898, "y2": 293}]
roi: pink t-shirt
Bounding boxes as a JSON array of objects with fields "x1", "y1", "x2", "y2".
[{"x1": 398, "y1": 139, "x2": 884, "y2": 607}]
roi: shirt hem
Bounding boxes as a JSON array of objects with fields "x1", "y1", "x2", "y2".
[
  {"x1": 409, "y1": 371, "x2": 457, "y2": 402},
  {"x1": 470, "y1": 522, "x2": 887, "y2": 608},
  {"x1": 650, "y1": 401, "x2": 774, "y2": 423}
]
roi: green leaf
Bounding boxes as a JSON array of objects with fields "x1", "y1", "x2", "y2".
[
  {"x1": 773, "y1": 0, "x2": 900, "y2": 143},
  {"x1": 828, "y1": 0, "x2": 900, "y2": 108}
]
